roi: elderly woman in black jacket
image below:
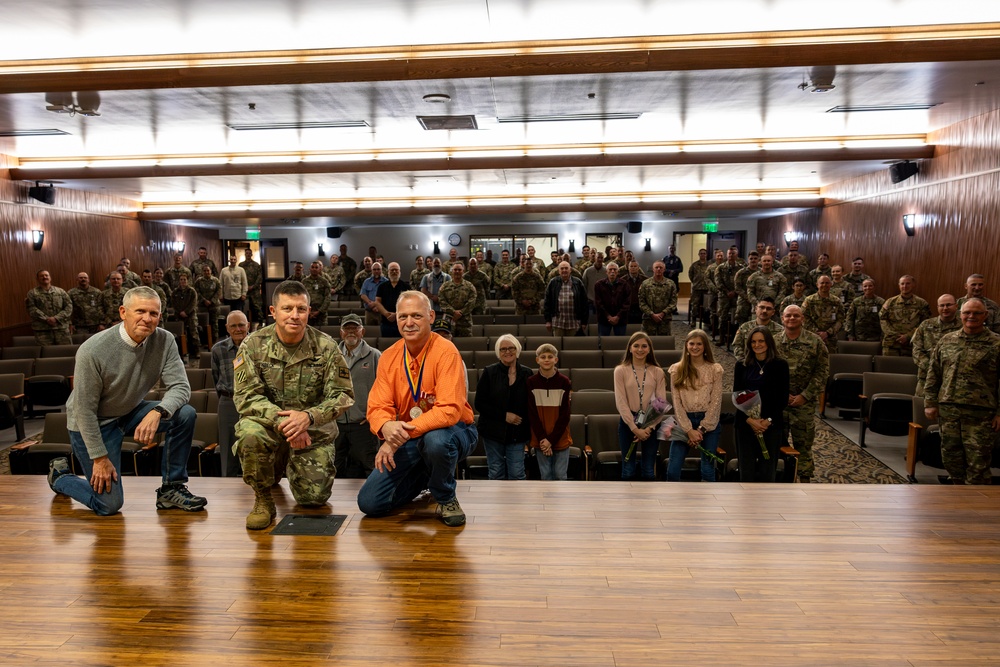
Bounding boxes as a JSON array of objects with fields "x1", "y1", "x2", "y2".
[{"x1": 475, "y1": 334, "x2": 533, "y2": 479}]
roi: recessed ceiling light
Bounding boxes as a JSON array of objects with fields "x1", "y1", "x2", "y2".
[{"x1": 422, "y1": 94, "x2": 451, "y2": 104}]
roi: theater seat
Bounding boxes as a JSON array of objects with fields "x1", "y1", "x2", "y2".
[
  {"x1": 25, "y1": 357, "x2": 76, "y2": 418},
  {"x1": 584, "y1": 414, "x2": 622, "y2": 481},
  {"x1": 859, "y1": 372, "x2": 918, "y2": 448},
  {"x1": 0, "y1": 373, "x2": 26, "y2": 441},
  {"x1": 8, "y1": 413, "x2": 81, "y2": 475}
]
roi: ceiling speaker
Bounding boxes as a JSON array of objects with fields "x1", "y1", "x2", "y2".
[
  {"x1": 28, "y1": 184, "x2": 55, "y2": 205},
  {"x1": 890, "y1": 161, "x2": 919, "y2": 184},
  {"x1": 326, "y1": 226, "x2": 344, "y2": 239},
  {"x1": 627, "y1": 221, "x2": 643, "y2": 234}
]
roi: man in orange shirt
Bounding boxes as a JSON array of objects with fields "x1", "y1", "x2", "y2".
[{"x1": 358, "y1": 290, "x2": 477, "y2": 526}]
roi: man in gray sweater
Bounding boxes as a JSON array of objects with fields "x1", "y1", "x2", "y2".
[{"x1": 48, "y1": 286, "x2": 207, "y2": 515}]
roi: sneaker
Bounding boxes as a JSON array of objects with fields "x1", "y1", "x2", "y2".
[
  {"x1": 246, "y1": 490, "x2": 276, "y2": 530},
  {"x1": 436, "y1": 497, "x2": 466, "y2": 527},
  {"x1": 156, "y1": 483, "x2": 207, "y2": 511},
  {"x1": 47, "y1": 456, "x2": 71, "y2": 492}
]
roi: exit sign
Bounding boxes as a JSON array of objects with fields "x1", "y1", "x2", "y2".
[
  {"x1": 247, "y1": 230, "x2": 260, "y2": 240},
  {"x1": 702, "y1": 222, "x2": 719, "y2": 233}
]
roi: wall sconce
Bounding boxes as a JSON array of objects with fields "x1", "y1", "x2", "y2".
[
  {"x1": 783, "y1": 231, "x2": 796, "y2": 246},
  {"x1": 902, "y1": 214, "x2": 916, "y2": 237},
  {"x1": 643, "y1": 238, "x2": 652, "y2": 252},
  {"x1": 31, "y1": 230, "x2": 44, "y2": 251},
  {"x1": 172, "y1": 241, "x2": 186, "y2": 253},
  {"x1": 433, "y1": 241, "x2": 441, "y2": 255},
  {"x1": 317, "y1": 243, "x2": 325, "y2": 257},
  {"x1": 568, "y1": 239, "x2": 576, "y2": 253}
]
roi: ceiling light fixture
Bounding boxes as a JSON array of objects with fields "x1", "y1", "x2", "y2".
[{"x1": 422, "y1": 93, "x2": 451, "y2": 104}]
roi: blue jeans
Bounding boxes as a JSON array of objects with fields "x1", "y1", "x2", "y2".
[
  {"x1": 483, "y1": 437, "x2": 527, "y2": 480},
  {"x1": 55, "y1": 401, "x2": 196, "y2": 516},
  {"x1": 536, "y1": 447, "x2": 569, "y2": 480},
  {"x1": 667, "y1": 412, "x2": 721, "y2": 482},
  {"x1": 357, "y1": 422, "x2": 477, "y2": 515},
  {"x1": 618, "y1": 418, "x2": 658, "y2": 481},
  {"x1": 598, "y1": 321, "x2": 628, "y2": 336}
]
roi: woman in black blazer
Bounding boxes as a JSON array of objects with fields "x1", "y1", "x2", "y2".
[
  {"x1": 733, "y1": 326, "x2": 790, "y2": 482},
  {"x1": 474, "y1": 334, "x2": 533, "y2": 480}
]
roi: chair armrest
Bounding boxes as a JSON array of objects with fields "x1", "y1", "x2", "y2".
[
  {"x1": 906, "y1": 422, "x2": 922, "y2": 481},
  {"x1": 202, "y1": 442, "x2": 220, "y2": 452},
  {"x1": 780, "y1": 446, "x2": 799, "y2": 457}
]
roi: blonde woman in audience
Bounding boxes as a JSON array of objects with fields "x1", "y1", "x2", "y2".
[
  {"x1": 614, "y1": 332, "x2": 667, "y2": 481},
  {"x1": 666, "y1": 329, "x2": 724, "y2": 482}
]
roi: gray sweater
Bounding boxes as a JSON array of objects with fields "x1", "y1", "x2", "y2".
[
  {"x1": 67, "y1": 324, "x2": 190, "y2": 460},
  {"x1": 337, "y1": 339, "x2": 380, "y2": 423}
]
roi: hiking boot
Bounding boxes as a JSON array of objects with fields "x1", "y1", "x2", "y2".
[
  {"x1": 47, "y1": 456, "x2": 71, "y2": 492},
  {"x1": 156, "y1": 483, "x2": 207, "y2": 511},
  {"x1": 246, "y1": 489, "x2": 276, "y2": 530},
  {"x1": 436, "y1": 497, "x2": 466, "y2": 527}
]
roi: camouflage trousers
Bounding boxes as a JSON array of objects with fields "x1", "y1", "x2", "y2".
[
  {"x1": 689, "y1": 289, "x2": 710, "y2": 322},
  {"x1": 938, "y1": 403, "x2": 997, "y2": 485},
  {"x1": 881, "y1": 345, "x2": 912, "y2": 357},
  {"x1": 235, "y1": 420, "x2": 337, "y2": 506},
  {"x1": 784, "y1": 403, "x2": 817, "y2": 479},
  {"x1": 735, "y1": 297, "x2": 752, "y2": 325},
  {"x1": 247, "y1": 292, "x2": 265, "y2": 324},
  {"x1": 452, "y1": 319, "x2": 473, "y2": 337},
  {"x1": 203, "y1": 305, "x2": 219, "y2": 341},
  {"x1": 74, "y1": 324, "x2": 102, "y2": 335},
  {"x1": 716, "y1": 295, "x2": 737, "y2": 325},
  {"x1": 174, "y1": 316, "x2": 200, "y2": 355},
  {"x1": 34, "y1": 327, "x2": 72, "y2": 346},
  {"x1": 514, "y1": 303, "x2": 541, "y2": 316},
  {"x1": 641, "y1": 317, "x2": 671, "y2": 336}
]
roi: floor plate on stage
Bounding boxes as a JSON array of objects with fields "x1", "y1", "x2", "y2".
[{"x1": 270, "y1": 513, "x2": 347, "y2": 535}]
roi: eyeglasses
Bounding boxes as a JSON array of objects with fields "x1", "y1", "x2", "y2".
[{"x1": 499, "y1": 347, "x2": 517, "y2": 353}]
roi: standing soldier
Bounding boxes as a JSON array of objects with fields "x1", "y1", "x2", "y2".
[
  {"x1": 802, "y1": 275, "x2": 846, "y2": 353},
  {"x1": 844, "y1": 257, "x2": 872, "y2": 296},
  {"x1": 439, "y1": 263, "x2": 478, "y2": 337},
  {"x1": 924, "y1": 298, "x2": 1000, "y2": 485},
  {"x1": 302, "y1": 260, "x2": 332, "y2": 327},
  {"x1": 354, "y1": 256, "x2": 373, "y2": 294},
  {"x1": 338, "y1": 245, "x2": 358, "y2": 298},
  {"x1": 731, "y1": 298, "x2": 783, "y2": 360},
  {"x1": 574, "y1": 246, "x2": 593, "y2": 273},
  {"x1": 194, "y1": 264, "x2": 222, "y2": 343},
  {"x1": 663, "y1": 245, "x2": 684, "y2": 293},
  {"x1": 466, "y1": 258, "x2": 491, "y2": 315},
  {"x1": 777, "y1": 250, "x2": 810, "y2": 292},
  {"x1": 69, "y1": 272, "x2": 104, "y2": 335},
  {"x1": 829, "y1": 265, "x2": 854, "y2": 305},
  {"x1": 409, "y1": 256, "x2": 429, "y2": 292},
  {"x1": 26, "y1": 269, "x2": 73, "y2": 345},
  {"x1": 782, "y1": 240, "x2": 808, "y2": 269},
  {"x1": 879, "y1": 275, "x2": 931, "y2": 356},
  {"x1": 776, "y1": 305, "x2": 829, "y2": 484},
  {"x1": 688, "y1": 248, "x2": 712, "y2": 325},
  {"x1": 101, "y1": 273, "x2": 128, "y2": 329},
  {"x1": 474, "y1": 250, "x2": 493, "y2": 285},
  {"x1": 140, "y1": 270, "x2": 168, "y2": 323},
  {"x1": 511, "y1": 258, "x2": 545, "y2": 316},
  {"x1": 637, "y1": 261, "x2": 677, "y2": 335},
  {"x1": 163, "y1": 253, "x2": 192, "y2": 294},
  {"x1": 733, "y1": 252, "x2": 759, "y2": 325},
  {"x1": 747, "y1": 255, "x2": 787, "y2": 310},
  {"x1": 706, "y1": 249, "x2": 725, "y2": 336},
  {"x1": 911, "y1": 294, "x2": 960, "y2": 395},
  {"x1": 441, "y1": 248, "x2": 460, "y2": 275},
  {"x1": 325, "y1": 254, "x2": 347, "y2": 301},
  {"x1": 714, "y1": 248, "x2": 742, "y2": 342},
  {"x1": 189, "y1": 246, "x2": 218, "y2": 278},
  {"x1": 807, "y1": 253, "x2": 832, "y2": 294},
  {"x1": 493, "y1": 249, "x2": 517, "y2": 299},
  {"x1": 234, "y1": 281, "x2": 355, "y2": 530},
  {"x1": 169, "y1": 273, "x2": 200, "y2": 360},
  {"x1": 152, "y1": 267, "x2": 172, "y2": 302},
  {"x1": 957, "y1": 274, "x2": 1000, "y2": 333},
  {"x1": 779, "y1": 278, "x2": 808, "y2": 318},
  {"x1": 239, "y1": 248, "x2": 264, "y2": 329},
  {"x1": 846, "y1": 279, "x2": 885, "y2": 342}
]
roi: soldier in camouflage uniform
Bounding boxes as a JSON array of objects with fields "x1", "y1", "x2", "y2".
[
  {"x1": 189, "y1": 246, "x2": 218, "y2": 278},
  {"x1": 733, "y1": 253, "x2": 759, "y2": 325},
  {"x1": 846, "y1": 279, "x2": 885, "y2": 342},
  {"x1": 637, "y1": 261, "x2": 677, "y2": 335},
  {"x1": 140, "y1": 270, "x2": 168, "y2": 327},
  {"x1": 439, "y1": 263, "x2": 478, "y2": 337},
  {"x1": 302, "y1": 261, "x2": 332, "y2": 326},
  {"x1": 101, "y1": 273, "x2": 128, "y2": 329},
  {"x1": 239, "y1": 249, "x2": 264, "y2": 328},
  {"x1": 354, "y1": 256, "x2": 373, "y2": 293},
  {"x1": 68, "y1": 272, "x2": 104, "y2": 334},
  {"x1": 829, "y1": 265, "x2": 855, "y2": 306},
  {"x1": 119, "y1": 258, "x2": 141, "y2": 286},
  {"x1": 324, "y1": 254, "x2": 347, "y2": 302},
  {"x1": 705, "y1": 250, "x2": 725, "y2": 336},
  {"x1": 802, "y1": 275, "x2": 846, "y2": 353},
  {"x1": 168, "y1": 273, "x2": 200, "y2": 359},
  {"x1": 493, "y1": 249, "x2": 516, "y2": 299},
  {"x1": 574, "y1": 246, "x2": 593, "y2": 273},
  {"x1": 441, "y1": 248, "x2": 460, "y2": 276},
  {"x1": 807, "y1": 253, "x2": 832, "y2": 294},
  {"x1": 782, "y1": 240, "x2": 808, "y2": 270},
  {"x1": 337, "y1": 245, "x2": 358, "y2": 297},
  {"x1": 194, "y1": 265, "x2": 222, "y2": 343},
  {"x1": 688, "y1": 248, "x2": 712, "y2": 325},
  {"x1": 107, "y1": 264, "x2": 138, "y2": 290},
  {"x1": 234, "y1": 280, "x2": 355, "y2": 529},
  {"x1": 289, "y1": 262, "x2": 306, "y2": 283},
  {"x1": 911, "y1": 294, "x2": 961, "y2": 395},
  {"x1": 152, "y1": 267, "x2": 172, "y2": 301},
  {"x1": 164, "y1": 254, "x2": 193, "y2": 294},
  {"x1": 777, "y1": 251, "x2": 810, "y2": 293},
  {"x1": 466, "y1": 258, "x2": 491, "y2": 315},
  {"x1": 776, "y1": 305, "x2": 829, "y2": 482},
  {"x1": 474, "y1": 251, "x2": 493, "y2": 286},
  {"x1": 924, "y1": 298, "x2": 1000, "y2": 485},
  {"x1": 409, "y1": 256, "x2": 429, "y2": 294},
  {"x1": 957, "y1": 274, "x2": 1000, "y2": 333},
  {"x1": 525, "y1": 246, "x2": 547, "y2": 274},
  {"x1": 714, "y1": 248, "x2": 743, "y2": 341},
  {"x1": 778, "y1": 278, "x2": 808, "y2": 318},
  {"x1": 26, "y1": 269, "x2": 73, "y2": 345},
  {"x1": 879, "y1": 275, "x2": 931, "y2": 356},
  {"x1": 731, "y1": 298, "x2": 782, "y2": 360},
  {"x1": 844, "y1": 257, "x2": 871, "y2": 296},
  {"x1": 746, "y1": 255, "x2": 787, "y2": 310},
  {"x1": 511, "y1": 259, "x2": 546, "y2": 316}
]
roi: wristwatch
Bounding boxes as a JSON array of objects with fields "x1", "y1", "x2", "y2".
[
  {"x1": 151, "y1": 406, "x2": 168, "y2": 418},
  {"x1": 766, "y1": 417, "x2": 773, "y2": 424},
  {"x1": 697, "y1": 425, "x2": 707, "y2": 434}
]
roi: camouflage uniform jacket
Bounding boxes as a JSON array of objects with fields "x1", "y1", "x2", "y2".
[
  {"x1": 234, "y1": 325, "x2": 355, "y2": 441},
  {"x1": 957, "y1": 296, "x2": 1000, "y2": 333},
  {"x1": 190, "y1": 258, "x2": 219, "y2": 277},
  {"x1": 511, "y1": 271, "x2": 546, "y2": 310},
  {"x1": 707, "y1": 262, "x2": 724, "y2": 295},
  {"x1": 479, "y1": 262, "x2": 493, "y2": 282},
  {"x1": 439, "y1": 280, "x2": 479, "y2": 326},
  {"x1": 239, "y1": 259, "x2": 262, "y2": 291},
  {"x1": 100, "y1": 288, "x2": 127, "y2": 326},
  {"x1": 802, "y1": 293, "x2": 846, "y2": 339},
  {"x1": 912, "y1": 316, "x2": 962, "y2": 383},
  {"x1": 493, "y1": 262, "x2": 517, "y2": 290},
  {"x1": 68, "y1": 286, "x2": 104, "y2": 328},
  {"x1": 546, "y1": 266, "x2": 583, "y2": 282},
  {"x1": 529, "y1": 257, "x2": 547, "y2": 274},
  {"x1": 731, "y1": 319, "x2": 783, "y2": 360},
  {"x1": 301, "y1": 275, "x2": 331, "y2": 314},
  {"x1": 807, "y1": 266, "x2": 832, "y2": 293},
  {"x1": 714, "y1": 261, "x2": 743, "y2": 297},
  {"x1": 844, "y1": 271, "x2": 872, "y2": 294},
  {"x1": 194, "y1": 275, "x2": 222, "y2": 307},
  {"x1": 637, "y1": 278, "x2": 678, "y2": 318},
  {"x1": 778, "y1": 293, "x2": 806, "y2": 317},
  {"x1": 746, "y1": 270, "x2": 788, "y2": 306},
  {"x1": 409, "y1": 268, "x2": 430, "y2": 291},
  {"x1": 163, "y1": 266, "x2": 193, "y2": 293},
  {"x1": 574, "y1": 258, "x2": 592, "y2": 273},
  {"x1": 466, "y1": 271, "x2": 491, "y2": 312},
  {"x1": 339, "y1": 255, "x2": 357, "y2": 285},
  {"x1": 324, "y1": 265, "x2": 346, "y2": 295},
  {"x1": 26, "y1": 286, "x2": 73, "y2": 331},
  {"x1": 777, "y1": 263, "x2": 810, "y2": 292},
  {"x1": 688, "y1": 260, "x2": 712, "y2": 291},
  {"x1": 775, "y1": 329, "x2": 830, "y2": 402},
  {"x1": 846, "y1": 295, "x2": 885, "y2": 340},
  {"x1": 147, "y1": 284, "x2": 169, "y2": 311},
  {"x1": 925, "y1": 328, "x2": 1000, "y2": 413},
  {"x1": 733, "y1": 265, "x2": 757, "y2": 298},
  {"x1": 169, "y1": 286, "x2": 198, "y2": 319},
  {"x1": 880, "y1": 294, "x2": 931, "y2": 348},
  {"x1": 152, "y1": 280, "x2": 173, "y2": 300},
  {"x1": 354, "y1": 269, "x2": 371, "y2": 293},
  {"x1": 830, "y1": 280, "x2": 855, "y2": 305}
]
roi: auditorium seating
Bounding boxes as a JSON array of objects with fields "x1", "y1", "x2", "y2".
[
  {"x1": 0, "y1": 373, "x2": 26, "y2": 441},
  {"x1": 859, "y1": 372, "x2": 918, "y2": 448}
]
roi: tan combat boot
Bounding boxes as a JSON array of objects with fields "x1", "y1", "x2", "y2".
[{"x1": 246, "y1": 489, "x2": 276, "y2": 530}]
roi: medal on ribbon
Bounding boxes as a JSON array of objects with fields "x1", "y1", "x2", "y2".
[{"x1": 403, "y1": 345, "x2": 427, "y2": 420}]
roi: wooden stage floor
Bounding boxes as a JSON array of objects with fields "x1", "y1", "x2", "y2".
[{"x1": 2, "y1": 477, "x2": 1000, "y2": 666}]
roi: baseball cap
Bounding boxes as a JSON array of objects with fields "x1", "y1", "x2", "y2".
[{"x1": 340, "y1": 313, "x2": 364, "y2": 327}]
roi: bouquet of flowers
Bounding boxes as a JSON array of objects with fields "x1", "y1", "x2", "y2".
[
  {"x1": 625, "y1": 396, "x2": 670, "y2": 462},
  {"x1": 733, "y1": 390, "x2": 769, "y2": 460},
  {"x1": 656, "y1": 417, "x2": 724, "y2": 464}
]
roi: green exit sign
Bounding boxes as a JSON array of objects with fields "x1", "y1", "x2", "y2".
[
  {"x1": 702, "y1": 222, "x2": 719, "y2": 233},
  {"x1": 247, "y1": 230, "x2": 260, "y2": 241}
]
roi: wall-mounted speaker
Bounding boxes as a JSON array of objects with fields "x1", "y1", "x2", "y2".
[
  {"x1": 626, "y1": 221, "x2": 643, "y2": 234},
  {"x1": 28, "y1": 184, "x2": 55, "y2": 205},
  {"x1": 326, "y1": 226, "x2": 344, "y2": 239},
  {"x1": 890, "y1": 161, "x2": 919, "y2": 184}
]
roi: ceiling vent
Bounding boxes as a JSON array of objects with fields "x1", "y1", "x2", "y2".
[
  {"x1": 0, "y1": 129, "x2": 70, "y2": 137},
  {"x1": 498, "y1": 112, "x2": 642, "y2": 123},
  {"x1": 417, "y1": 115, "x2": 479, "y2": 130},
  {"x1": 826, "y1": 104, "x2": 939, "y2": 113},
  {"x1": 227, "y1": 121, "x2": 369, "y2": 131}
]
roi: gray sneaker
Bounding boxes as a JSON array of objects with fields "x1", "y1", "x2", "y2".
[
  {"x1": 436, "y1": 497, "x2": 466, "y2": 527},
  {"x1": 47, "y1": 456, "x2": 71, "y2": 492},
  {"x1": 156, "y1": 483, "x2": 207, "y2": 511}
]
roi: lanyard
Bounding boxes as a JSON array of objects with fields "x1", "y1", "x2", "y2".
[{"x1": 631, "y1": 363, "x2": 647, "y2": 410}]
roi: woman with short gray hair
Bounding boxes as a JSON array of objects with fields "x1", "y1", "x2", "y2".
[{"x1": 474, "y1": 334, "x2": 532, "y2": 480}]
